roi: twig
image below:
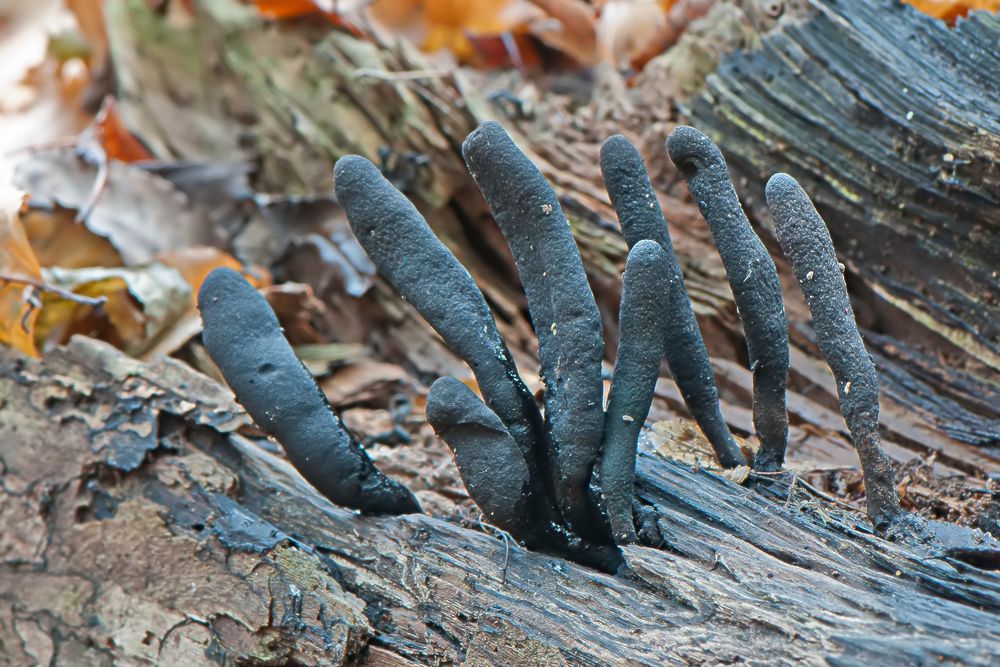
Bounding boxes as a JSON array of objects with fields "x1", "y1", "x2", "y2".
[
  {"x1": 783, "y1": 476, "x2": 799, "y2": 509},
  {"x1": 750, "y1": 469, "x2": 860, "y2": 512},
  {"x1": 353, "y1": 68, "x2": 450, "y2": 81},
  {"x1": 478, "y1": 517, "x2": 515, "y2": 585},
  {"x1": 75, "y1": 149, "x2": 109, "y2": 223},
  {"x1": 710, "y1": 550, "x2": 740, "y2": 582},
  {"x1": 0, "y1": 273, "x2": 108, "y2": 308}
]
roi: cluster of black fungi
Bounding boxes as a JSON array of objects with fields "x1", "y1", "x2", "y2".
[{"x1": 198, "y1": 122, "x2": 996, "y2": 572}]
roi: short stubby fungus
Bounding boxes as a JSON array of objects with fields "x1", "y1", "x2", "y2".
[{"x1": 198, "y1": 268, "x2": 420, "y2": 516}]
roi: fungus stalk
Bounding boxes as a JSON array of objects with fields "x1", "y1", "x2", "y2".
[
  {"x1": 462, "y1": 121, "x2": 607, "y2": 540},
  {"x1": 766, "y1": 173, "x2": 903, "y2": 530},
  {"x1": 597, "y1": 240, "x2": 671, "y2": 544},
  {"x1": 600, "y1": 135, "x2": 744, "y2": 469},
  {"x1": 334, "y1": 155, "x2": 547, "y2": 490},
  {"x1": 198, "y1": 268, "x2": 420, "y2": 516},
  {"x1": 667, "y1": 126, "x2": 790, "y2": 472}
]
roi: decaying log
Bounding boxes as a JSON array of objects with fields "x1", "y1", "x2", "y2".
[
  {"x1": 6, "y1": 2, "x2": 990, "y2": 662},
  {"x1": 685, "y1": 0, "x2": 1000, "y2": 452},
  {"x1": 1, "y1": 337, "x2": 998, "y2": 665}
]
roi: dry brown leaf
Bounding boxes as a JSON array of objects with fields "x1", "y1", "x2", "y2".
[
  {"x1": 648, "y1": 418, "x2": 718, "y2": 466},
  {"x1": 0, "y1": 189, "x2": 42, "y2": 356},
  {"x1": 321, "y1": 357, "x2": 420, "y2": 408},
  {"x1": 13, "y1": 150, "x2": 213, "y2": 264},
  {"x1": 646, "y1": 417, "x2": 752, "y2": 469},
  {"x1": 19, "y1": 202, "x2": 122, "y2": 268},
  {"x1": 263, "y1": 282, "x2": 332, "y2": 345},
  {"x1": 156, "y1": 246, "x2": 270, "y2": 308},
  {"x1": 527, "y1": 0, "x2": 598, "y2": 65},
  {"x1": 143, "y1": 247, "x2": 272, "y2": 359},
  {"x1": 36, "y1": 263, "x2": 190, "y2": 355},
  {"x1": 596, "y1": 0, "x2": 668, "y2": 68}
]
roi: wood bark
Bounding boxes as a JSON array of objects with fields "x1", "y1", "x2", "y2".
[
  {"x1": 1, "y1": 337, "x2": 998, "y2": 666},
  {"x1": 685, "y1": 0, "x2": 1000, "y2": 454},
  {"x1": 2, "y1": 0, "x2": 998, "y2": 664}
]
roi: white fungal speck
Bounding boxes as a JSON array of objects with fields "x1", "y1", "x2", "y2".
[
  {"x1": 844, "y1": 381, "x2": 852, "y2": 395},
  {"x1": 541, "y1": 203, "x2": 553, "y2": 215},
  {"x1": 906, "y1": 111, "x2": 914, "y2": 120},
  {"x1": 838, "y1": 262, "x2": 846, "y2": 272},
  {"x1": 806, "y1": 271, "x2": 815, "y2": 280},
  {"x1": 550, "y1": 323, "x2": 558, "y2": 336},
  {"x1": 622, "y1": 415, "x2": 634, "y2": 423}
]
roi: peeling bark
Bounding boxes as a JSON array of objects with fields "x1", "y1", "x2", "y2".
[{"x1": 1, "y1": 338, "x2": 998, "y2": 666}]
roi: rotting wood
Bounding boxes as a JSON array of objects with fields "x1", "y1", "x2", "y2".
[
  {"x1": 1, "y1": 337, "x2": 998, "y2": 665},
  {"x1": 685, "y1": 0, "x2": 1000, "y2": 447}
]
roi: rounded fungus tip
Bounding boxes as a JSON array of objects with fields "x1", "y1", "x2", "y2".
[
  {"x1": 666, "y1": 125, "x2": 723, "y2": 172},
  {"x1": 764, "y1": 172, "x2": 799, "y2": 201},
  {"x1": 462, "y1": 120, "x2": 506, "y2": 157}
]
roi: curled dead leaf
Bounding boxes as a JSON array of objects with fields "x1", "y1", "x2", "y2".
[
  {"x1": 19, "y1": 201, "x2": 122, "y2": 268},
  {"x1": 0, "y1": 189, "x2": 42, "y2": 356},
  {"x1": 36, "y1": 263, "x2": 190, "y2": 356},
  {"x1": 14, "y1": 150, "x2": 213, "y2": 264},
  {"x1": 646, "y1": 417, "x2": 752, "y2": 469}
]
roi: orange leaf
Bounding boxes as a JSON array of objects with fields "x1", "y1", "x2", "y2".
[
  {"x1": 250, "y1": 0, "x2": 365, "y2": 33},
  {"x1": 527, "y1": 0, "x2": 598, "y2": 66},
  {"x1": 904, "y1": 0, "x2": 1000, "y2": 21},
  {"x1": 252, "y1": 0, "x2": 323, "y2": 19},
  {"x1": 87, "y1": 95, "x2": 152, "y2": 163},
  {"x1": 0, "y1": 190, "x2": 42, "y2": 356},
  {"x1": 369, "y1": 0, "x2": 529, "y2": 62},
  {"x1": 20, "y1": 203, "x2": 122, "y2": 269},
  {"x1": 156, "y1": 246, "x2": 271, "y2": 307}
]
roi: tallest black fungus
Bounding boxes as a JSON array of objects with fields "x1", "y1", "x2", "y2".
[
  {"x1": 461, "y1": 122, "x2": 607, "y2": 539},
  {"x1": 666, "y1": 126, "x2": 790, "y2": 472}
]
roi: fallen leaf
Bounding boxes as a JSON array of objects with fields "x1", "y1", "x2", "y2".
[
  {"x1": 646, "y1": 417, "x2": 751, "y2": 468},
  {"x1": 80, "y1": 95, "x2": 152, "y2": 164},
  {"x1": 19, "y1": 201, "x2": 122, "y2": 268},
  {"x1": 235, "y1": 195, "x2": 375, "y2": 298},
  {"x1": 143, "y1": 246, "x2": 271, "y2": 359},
  {"x1": 527, "y1": 0, "x2": 598, "y2": 66},
  {"x1": 904, "y1": 0, "x2": 1000, "y2": 21},
  {"x1": 250, "y1": 0, "x2": 366, "y2": 33},
  {"x1": 13, "y1": 149, "x2": 213, "y2": 264},
  {"x1": 0, "y1": 189, "x2": 41, "y2": 356},
  {"x1": 596, "y1": 0, "x2": 668, "y2": 68},
  {"x1": 36, "y1": 263, "x2": 191, "y2": 356},
  {"x1": 368, "y1": 0, "x2": 543, "y2": 64},
  {"x1": 262, "y1": 282, "x2": 333, "y2": 345},
  {"x1": 157, "y1": 246, "x2": 270, "y2": 307},
  {"x1": 321, "y1": 357, "x2": 420, "y2": 408}
]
